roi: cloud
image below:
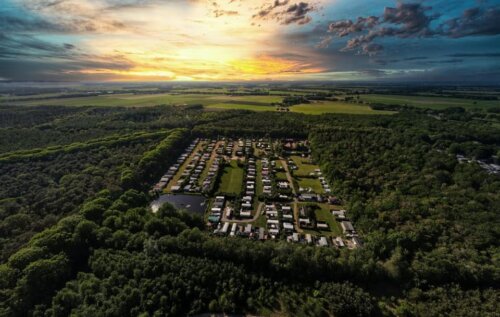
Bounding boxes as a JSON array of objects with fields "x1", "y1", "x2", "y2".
[
  {"x1": 213, "y1": 10, "x2": 239, "y2": 17},
  {"x1": 438, "y1": 7, "x2": 500, "y2": 38},
  {"x1": 327, "y1": 16, "x2": 379, "y2": 37},
  {"x1": 382, "y1": 2, "x2": 437, "y2": 37},
  {"x1": 254, "y1": 0, "x2": 290, "y2": 18},
  {"x1": 15, "y1": 0, "x2": 133, "y2": 33},
  {"x1": 362, "y1": 43, "x2": 383, "y2": 56},
  {"x1": 361, "y1": 69, "x2": 389, "y2": 77},
  {"x1": 282, "y1": 2, "x2": 313, "y2": 25},
  {"x1": 326, "y1": 2, "x2": 438, "y2": 54},
  {"x1": 253, "y1": 1, "x2": 315, "y2": 25},
  {"x1": 322, "y1": 2, "x2": 499, "y2": 55}
]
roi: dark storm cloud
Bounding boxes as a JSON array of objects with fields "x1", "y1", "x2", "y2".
[
  {"x1": 326, "y1": 2, "x2": 438, "y2": 54},
  {"x1": 0, "y1": 32, "x2": 134, "y2": 81},
  {"x1": 382, "y1": 2, "x2": 437, "y2": 37},
  {"x1": 322, "y1": 2, "x2": 500, "y2": 56},
  {"x1": 253, "y1": 1, "x2": 314, "y2": 25},
  {"x1": 438, "y1": 7, "x2": 500, "y2": 37},
  {"x1": 0, "y1": 9, "x2": 63, "y2": 32},
  {"x1": 0, "y1": 33, "x2": 67, "y2": 58},
  {"x1": 362, "y1": 43, "x2": 384, "y2": 55},
  {"x1": 327, "y1": 16, "x2": 379, "y2": 37},
  {"x1": 282, "y1": 2, "x2": 313, "y2": 25}
]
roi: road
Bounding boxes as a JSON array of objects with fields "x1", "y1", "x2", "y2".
[{"x1": 281, "y1": 159, "x2": 303, "y2": 233}]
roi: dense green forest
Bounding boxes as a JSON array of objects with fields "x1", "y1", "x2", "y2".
[{"x1": 0, "y1": 104, "x2": 498, "y2": 316}]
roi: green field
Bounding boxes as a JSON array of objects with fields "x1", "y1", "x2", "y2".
[
  {"x1": 206, "y1": 103, "x2": 274, "y2": 111},
  {"x1": 252, "y1": 212, "x2": 267, "y2": 228},
  {"x1": 4, "y1": 93, "x2": 282, "y2": 108},
  {"x1": 290, "y1": 101, "x2": 396, "y2": 115},
  {"x1": 275, "y1": 171, "x2": 288, "y2": 181},
  {"x1": 296, "y1": 177, "x2": 324, "y2": 194},
  {"x1": 360, "y1": 94, "x2": 500, "y2": 110},
  {"x1": 291, "y1": 156, "x2": 320, "y2": 176},
  {"x1": 218, "y1": 160, "x2": 244, "y2": 194},
  {"x1": 299, "y1": 203, "x2": 341, "y2": 237}
]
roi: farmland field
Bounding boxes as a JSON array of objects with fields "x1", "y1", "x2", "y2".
[
  {"x1": 206, "y1": 103, "x2": 274, "y2": 111},
  {"x1": 360, "y1": 94, "x2": 500, "y2": 109},
  {"x1": 290, "y1": 101, "x2": 396, "y2": 115},
  {"x1": 3, "y1": 93, "x2": 281, "y2": 108}
]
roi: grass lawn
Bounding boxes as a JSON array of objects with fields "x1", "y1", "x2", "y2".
[
  {"x1": 296, "y1": 177, "x2": 324, "y2": 194},
  {"x1": 290, "y1": 101, "x2": 396, "y2": 115},
  {"x1": 275, "y1": 171, "x2": 288, "y2": 181},
  {"x1": 217, "y1": 160, "x2": 244, "y2": 194},
  {"x1": 253, "y1": 213, "x2": 267, "y2": 227},
  {"x1": 299, "y1": 203, "x2": 341, "y2": 237},
  {"x1": 274, "y1": 160, "x2": 284, "y2": 170},
  {"x1": 360, "y1": 94, "x2": 500, "y2": 110},
  {"x1": 291, "y1": 155, "x2": 320, "y2": 176}
]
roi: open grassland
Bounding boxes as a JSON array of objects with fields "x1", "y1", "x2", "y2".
[
  {"x1": 296, "y1": 177, "x2": 324, "y2": 194},
  {"x1": 360, "y1": 94, "x2": 500, "y2": 109},
  {"x1": 291, "y1": 155, "x2": 320, "y2": 176},
  {"x1": 206, "y1": 103, "x2": 274, "y2": 111},
  {"x1": 217, "y1": 160, "x2": 244, "y2": 194},
  {"x1": 4, "y1": 91, "x2": 401, "y2": 115},
  {"x1": 299, "y1": 203, "x2": 341, "y2": 237},
  {"x1": 4, "y1": 93, "x2": 281, "y2": 108},
  {"x1": 274, "y1": 171, "x2": 287, "y2": 180},
  {"x1": 290, "y1": 101, "x2": 396, "y2": 115}
]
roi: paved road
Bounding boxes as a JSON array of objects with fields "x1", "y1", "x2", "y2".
[
  {"x1": 281, "y1": 159, "x2": 303, "y2": 233},
  {"x1": 280, "y1": 159, "x2": 297, "y2": 195}
]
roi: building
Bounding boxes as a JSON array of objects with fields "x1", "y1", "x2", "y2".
[
  {"x1": 341, "y1": 221, "x2": 354, "y2": 233},
  {"x1": 332, "y1": 209, "x2": 346, "y2": 220},
  {"x1": 305, "y1": 234, "x2": 312, "y2": 244},
  {"x1": 317, "y1": 222, "x2": 329, "y2": 230},
  {"x1": 318, "y1": 237, "x2": 328, "y2": 247},
  {"x1": 230, "y1": 223, "x2": 237, "y2": 236},
  {"x1": 220, "y1": 222, "x2": 229, "y2": 234},
  {"x1": 283, "y1": 222, "x2": 294, "y2": 232}
]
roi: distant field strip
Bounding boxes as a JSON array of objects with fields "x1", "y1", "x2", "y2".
[
  {"x1": 4, "y1": 93, "x2": 282, "y2": 108},
  {"x1": 290, "y1": 101, "x2": 396, "y2": 115},
  {"x1": 361, "y1": 94, "x2": 500, "y2": 109}
]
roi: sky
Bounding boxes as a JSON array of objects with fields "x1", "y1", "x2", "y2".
[{"x1": 0, "y1": 0, "x2": 499, "y2": 82}]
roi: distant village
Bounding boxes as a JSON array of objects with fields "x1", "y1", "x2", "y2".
[{"x1": 152, "y1": 137, "x2": 361, "y2": 249}]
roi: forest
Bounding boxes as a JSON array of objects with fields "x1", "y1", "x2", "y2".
[{"x1": 0, "y1": 103, "x2": 498, "y2": 316}]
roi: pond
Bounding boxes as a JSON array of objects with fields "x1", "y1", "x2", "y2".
[{"x1": 150, "y1": 194, "x2": 207, "y2": 215}]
